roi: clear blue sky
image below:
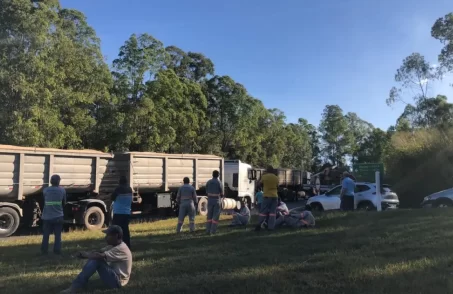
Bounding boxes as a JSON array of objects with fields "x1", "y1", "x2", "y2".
[{"x1": 61, "y1": 0, "x2": 453, "y2": 130}]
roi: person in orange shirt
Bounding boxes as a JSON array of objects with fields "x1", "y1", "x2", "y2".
[{"x1": 255, "y1": 166, "x2": 279, "y2": 231}]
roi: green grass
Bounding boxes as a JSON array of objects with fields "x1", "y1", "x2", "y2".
[{"x1": 2, "y1": 209, "x2": 453, "y2": 293}]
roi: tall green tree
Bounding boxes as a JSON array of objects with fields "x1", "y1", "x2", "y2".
[
  {"x1": 387, "y1": 53, "x2": 437, "y2": 106},
  {"x1": 319, "y1": 105, "x2": 353, "y2": 166},
  {"x1": 356, "y1": 128, "x2": 390, "y2": 163},
  {"x1": 345, "y1": 112, "x2": 374, "y2": 164},
  {"x1": 0, "y1": 0, "x2": 111, "y2": 148},
  {"x1": 432, "y1": 13, "x2": 453, "y2": 72},
  {"x1": 165, "y1": 46, "x2": 214, "y2": 82},
  {"x1": 397, "y1": 95, "x2": 453, "y2": 129},
  {"x1": 110, "y1": 33, "x2": 169, "y2": 151}
]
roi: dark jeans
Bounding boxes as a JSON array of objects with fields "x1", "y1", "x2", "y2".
[
  {"x1": 112, "y1": 214, "x2": 131, "y2": 249},
  {"x1": 41, "y1": 216, "x2": 63, "y2": 254},
  {"x1": 72, "y1": 259, "x2": 121, "y2": 290},
  {"x1": 341, "y1": 195, "x2": 355, "y2": 211}
]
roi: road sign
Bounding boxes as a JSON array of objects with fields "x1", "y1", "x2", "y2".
[{"x1": 353, "y1": 163, "x2": 384, "y2": 182}]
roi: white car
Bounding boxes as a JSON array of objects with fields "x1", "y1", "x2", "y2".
[{"x1": 305, "y1": 182, "x2": 399, "y2": 211}]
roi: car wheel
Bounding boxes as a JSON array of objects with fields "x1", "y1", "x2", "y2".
[
  {"x1": 357, "y1": 202, "x2": 376, "y2": 211},
  {"x1": 311, "y1": 203, "x2": 324, "y2": 212},
  {"x1": 435, "y1": 199, "x2": 452, "y2": 208}
]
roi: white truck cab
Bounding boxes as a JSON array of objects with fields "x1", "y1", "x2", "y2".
[{"x1": 224, "y1": 160, "x2": 256, "y2": 209}]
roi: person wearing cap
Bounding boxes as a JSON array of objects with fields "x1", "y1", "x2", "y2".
[
  {"x1": 275, "y1": 210, "x2": 316, "y2": 228},
  {"x1": 176, "y1": 177, "x2": 198, "y2": 233},
  {"x1": 205, "y1": 170, "x2": 224, "y2": 235},
  {"x1": 41, "y1": 174, "x2": 66, "y2": 255},
  {"x1": 111, "y1": 176, "x2": 133, "y2": 249},
  {"x1": 60, "y1": 225, "x2": 132, "y2": 293},
  {"x1": 340, "y1": 171, "x2": 356, "y2": 211},
  {"x1": 255, "y1": 166, "x2": 279, "y2": 231},
  {"x1": 229, "y1": 198, "x2": 250, "y2": 227}
]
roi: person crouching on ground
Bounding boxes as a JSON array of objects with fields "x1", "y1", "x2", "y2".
[
  {"x1": 275, "y1": 210, "x2": 316, "y2": 229},
  {"x1": 60, "y1": 225, "x2": 132, "y2": 293},
  {"x1": 176, "y1": 177, "x2": 198, "y2": 233},
  {"x1": 229, "y1": 199, "x2": 251, "y2": 227}
]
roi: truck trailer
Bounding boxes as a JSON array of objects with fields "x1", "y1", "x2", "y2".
[
  {"x1": 0, "y1": 145, "x2": 253, "y2": 237},
  {"x1": 0, "y1": 145, "x2": 114, "y2": 237},
  {"x1": 64, "y1": 151, "x2": 226, "y2": 230}
]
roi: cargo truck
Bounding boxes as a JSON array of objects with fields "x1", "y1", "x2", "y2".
[
  {"x1": 224, "y1": 160, "x2": 256, "y2": 209},
  {"x1": 66, "y1": 151, "x2": 226, "y2": 230},
  {"x1": 252, "y1": 167, "x2": 311, "y2": 202},
  {"x1": 0, "y1": 145, "x2": 114, "y2": 237},
  {"x1": 0, "y1": 145, "x2": 251, "y2": 237}
]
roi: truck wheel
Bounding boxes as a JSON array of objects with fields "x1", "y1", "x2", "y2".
[
  {"x1": 0, "y1": 207, "x2": 20, "y2": 237},
  {"x1": 198, "y1": 197, "x2": 208, "y2": 216},
  {"x1": 84, "y1": 206, "x2": 105, "y2": 230}
]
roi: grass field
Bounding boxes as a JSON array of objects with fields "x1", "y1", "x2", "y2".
[{"x1": 1, "y1": 209, "x2": 453, "y2": 294}]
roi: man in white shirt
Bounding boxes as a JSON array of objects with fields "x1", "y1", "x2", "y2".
[{"x1": 60, "y1": 225, "x2": 132, "y2": 293}]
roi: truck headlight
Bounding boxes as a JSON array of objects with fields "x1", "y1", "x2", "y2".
[{"x1": 423, "y1": 196, "x2": 431, "y2": 201}]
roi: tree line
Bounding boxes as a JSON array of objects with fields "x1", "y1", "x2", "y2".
[{"x1": 1, "y1": 1, "x2": 453, "y2": 205}]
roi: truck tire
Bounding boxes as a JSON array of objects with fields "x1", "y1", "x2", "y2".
[
  {"x1": 0, "y1": 207, "x2": 20, "y2": 237},
  {"x1": 198, "y1": 197, "x2": 208, "y2": 216},
  {"x1": 84, "y1": 206, "x2": 105, "y2": 231}
]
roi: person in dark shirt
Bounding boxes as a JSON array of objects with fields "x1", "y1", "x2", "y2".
[{"x1": 111, "y1": 176, "x2": 133, "y2": 249}]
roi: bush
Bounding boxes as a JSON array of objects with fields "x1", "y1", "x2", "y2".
[{"x1": 384, "y1": 128, "x2": 453, "y2": 207}]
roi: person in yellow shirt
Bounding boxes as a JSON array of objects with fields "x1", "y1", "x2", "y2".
[{"x1": 255, "y1": 166, "x2": 279, "y2": 231}]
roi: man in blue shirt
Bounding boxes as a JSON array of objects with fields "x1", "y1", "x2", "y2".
[
  {"x1": 111, "y1": 176, "x2": 133, "y2": 249},
  {"x1": 340, "y1": 171, "x2": 356, "y2": 211}
]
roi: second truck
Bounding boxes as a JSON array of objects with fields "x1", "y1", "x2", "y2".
[{"x1": 0, "y1": 145, "x2": 257, "y2": 237}]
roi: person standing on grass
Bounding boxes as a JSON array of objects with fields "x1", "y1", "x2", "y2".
[
  {"x1": 255, "y1": 166, "x2": 279, "y2": 231},
  {"x1": 176, "y1": 177, "x2": 198, "y2": 233},
  {"x1": 60, "y1": 225, "x2": 132, "y2": 293},
  {"x1": 41, "y1": 174, "x2": 66, "y2": 255},
  {"x1": 340, "y1": 171, "x2": 356, "y2": 211},
  {"x1": 111, "y1": 176, "x2": 133, "y2": 249},
  {"x1": 205, "y1": 170, "x2": 224, "y2": 235},
  {"x1": 255, "y1": 187, "x2": 263, "y2": 212}
]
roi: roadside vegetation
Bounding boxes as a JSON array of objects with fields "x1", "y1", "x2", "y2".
[
  {"x1": 1, "y1": 210, "x2": 453, "y2": 294},
  {"x1": 1, "y1": 1, "x2": 453, "y2": 208}
]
